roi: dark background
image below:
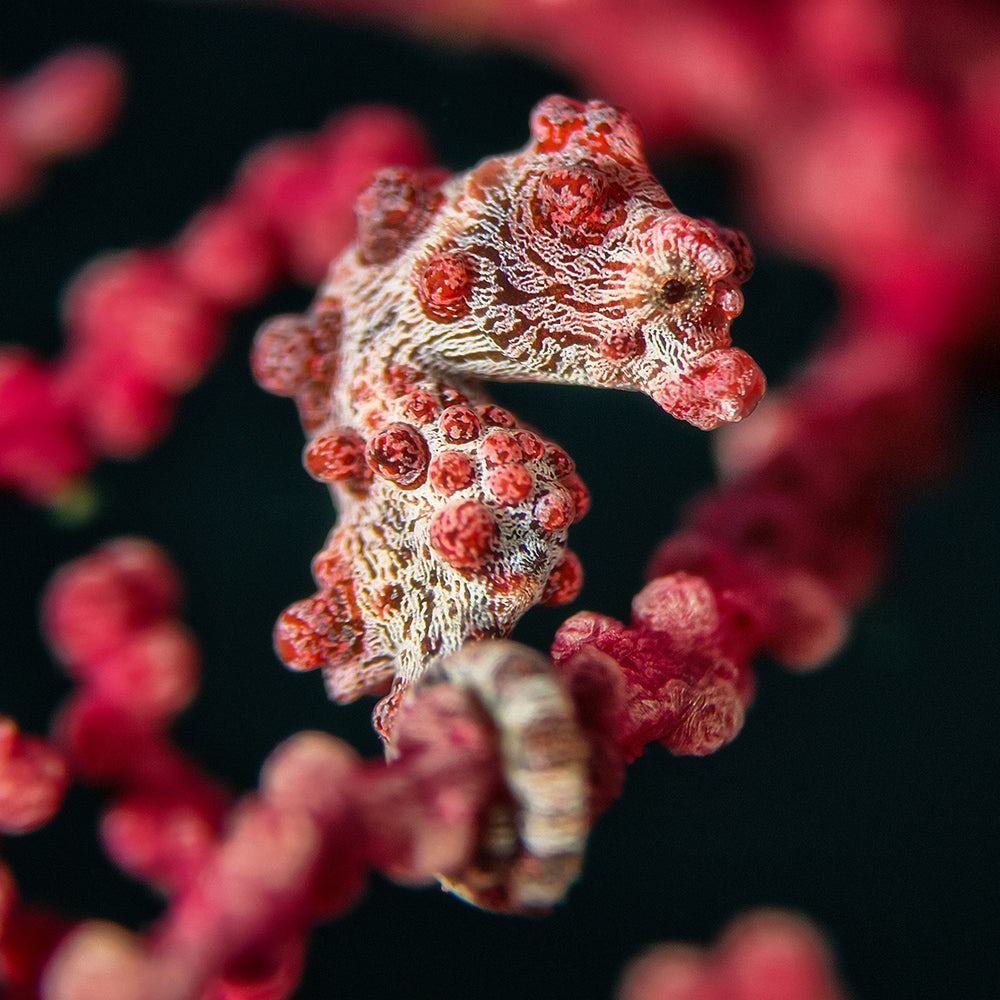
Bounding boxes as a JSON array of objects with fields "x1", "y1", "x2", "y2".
[{"x1": 2, "y1": 2, "x2": 998, "y2": 997}]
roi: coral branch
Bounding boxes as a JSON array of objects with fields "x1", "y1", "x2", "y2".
[
  {"x1": 43, "y1": 539, "x2": 230, "y2": 898},
  {"x1": 31, "y1": 538, "x2": 515, "y2": 999},
  {"x1": 0, "y1": 719, "x2": 69, "y2": 837}
]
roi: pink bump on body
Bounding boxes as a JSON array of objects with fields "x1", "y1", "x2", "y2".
[
  {"x1": 415, "y1": 251, "x2": 475, "y2": 322},
  {"x1": 366, "y1": 423, "x2": 430, "y2": 488},
  {"x1": 429, "y1": 501, "x2": 499, "y2": 571},
  {"x1": 438, "y1": 405, "x2": 480, "y2": 443},
  {"x1": 304, "y1": 429, "x2": 366, "y2": 483},
  {"x1": 428, "y1": 450, "x2": 475, "y2": 496},
  {"x1": 533, "y1": 489, "x2": 574, "y2": 532},
  {"x1": 479, "y1": 430, "x2": 523, "y2": 467},
  {"x1": 484, "y1": 463, "x2": 533, "y2": 506}
]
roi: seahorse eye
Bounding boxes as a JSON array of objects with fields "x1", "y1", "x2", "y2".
[{"x1": 659, "y1": 278, "x2": 689, "y2": 305}]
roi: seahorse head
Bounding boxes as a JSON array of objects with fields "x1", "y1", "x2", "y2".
[
  {"x1": 350, "y1": 97, "x2": 764, "y2": 430},
  {"x1": 455, "y1": 97, "x2": 765, "y2": 430}
]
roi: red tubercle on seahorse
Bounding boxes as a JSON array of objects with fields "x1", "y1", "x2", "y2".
[
  {"x1": 429, "y1": 500, "x2": 500, "y2": 572},
  {"x1": 355, "y1": 166, "x2": 448, "y2": 266},
  {"x1": 438, "y1": 405, "x2": 481, "y2": 443},
  {"x1": 529, "y1": 166, "x2": 629, "y2": 246},
  {"x1": 483, "y1": 463, "x2": 534, "y2": 506},
  {"x1": 478, "y1": 430, "x2": 523, "y2": 467},
  {"x1": 561, "y1": 473, "x2": 591, "y2": 523},
  {"x1": 533, "y1": 487, "x2": 574, "y2": 532},
  {"x1": 273, "y1": 588, "x2": 362, "y2": 674},
  {"x1": 428, "y1": 450, "x2": 475, "y2": 496},
  {"x1": 414, "y1": 251, "x2": 475, "y2": 321},
  {"x1": 303, "y1": 429, "x2": 367, "y2": 484},
  {"x1": 366, "y1": 423, "x2": 430, "y2": 489},
  {"x1": 542, "y1": 550, "x2": 584, "y2": 607},
  {"x1": 396, "y1": 389, "x2": 440, "y2": 425}
]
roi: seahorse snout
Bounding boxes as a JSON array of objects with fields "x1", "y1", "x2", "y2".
[{"x1": 650, "y1": 347, "x2": 765, "y2": 430}]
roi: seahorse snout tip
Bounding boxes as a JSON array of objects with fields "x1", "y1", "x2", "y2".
[{"x1": 651, "y1": 347, "x2": 765, "y2": 430}]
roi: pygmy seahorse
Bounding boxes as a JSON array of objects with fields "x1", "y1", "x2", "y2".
[{"x1": 251, "y1": 95, "x2": 764, "y2": 744}]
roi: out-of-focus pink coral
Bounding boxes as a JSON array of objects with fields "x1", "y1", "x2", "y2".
[
  {"x1": 0, "y1": 719, "x2": 69, "y2": 836},
  {"x1": 618, "y1": 910, "x2": 849, "y2": 1000},
  {"x1": 28, "y1": 539, "x2": 525, "y2": 998},
  {"x1": 0, "y1": 47, "x2": 123, "y2": 209}
]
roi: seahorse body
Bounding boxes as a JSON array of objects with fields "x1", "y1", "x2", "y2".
[{"x1": 252, "y1": 96, "x2": 764, "y2": 740}]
